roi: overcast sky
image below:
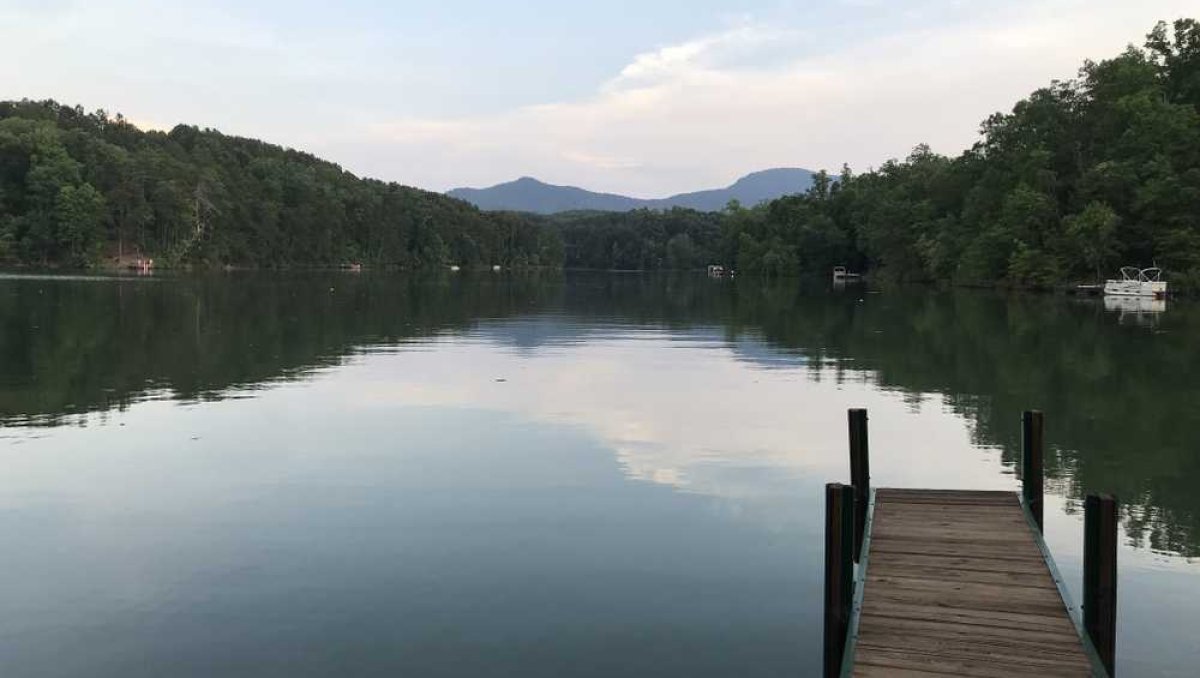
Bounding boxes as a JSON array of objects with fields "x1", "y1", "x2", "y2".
[{"x1": 1, "y1": 0, "x2": 1193, "y2": 196}]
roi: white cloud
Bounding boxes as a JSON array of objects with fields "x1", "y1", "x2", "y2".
[
  {"x1": 335, "y1": 1, "x2": 1192, "y2": 195},
  {"x1": 610, "y1": 23, "x2": 798, "y2": 87},
  {"x1": 617, "y1": 36, "x2": 714, "y2": 83}
]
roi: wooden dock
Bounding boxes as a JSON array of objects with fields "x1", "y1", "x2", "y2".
[
  {"x1": 825, "y1": 411, "x2": 1118, "y2": 677},
  {"x1": 851, "y1": 489, "x2": 1094, "y2": 676}
]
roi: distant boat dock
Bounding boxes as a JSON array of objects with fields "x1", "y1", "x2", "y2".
[
  {"x1": 832, "y1": 266, "x2": 862, "y2": 282},
  {"x1": 824, "y1": 410, "x2": 1117, "y2": 677},
  {"x1": 1074, "y1": 266, "x2": 1167, "y2": 300}
]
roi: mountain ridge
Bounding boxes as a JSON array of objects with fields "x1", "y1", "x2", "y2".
[{"x1": 447, "y1": 168, "x2": 818, "y2": 214}]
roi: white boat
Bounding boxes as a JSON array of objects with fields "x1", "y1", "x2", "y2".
[
  {"x1": 1103, "y1": 267, "x2": 1166, "y2": 298},
  {"x1": 832, "y1": 266, "x2": 862, "y2": 281}
]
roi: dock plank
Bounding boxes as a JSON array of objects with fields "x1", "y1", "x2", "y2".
[
  {"x1": 868, "y1": 551, "x2": 1052, "y2": 576},
  {"x1": 854, "y1": 646, "x2": 1092, "y2": 677},
  {"x1": 866, "y1": 562, "x2": 1056, "y2": 589},
  {"x1": 851, "y1": 488, "x2": 1095, "y2": 677}
]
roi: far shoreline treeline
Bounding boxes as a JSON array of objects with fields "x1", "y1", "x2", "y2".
[{"x1": 1, "y1": 19, "x2": 1197, "y2": 291}]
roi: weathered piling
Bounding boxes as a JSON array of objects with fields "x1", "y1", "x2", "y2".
[
  {"x1": 1085, "y1": 493, "x2": 1119, "y2": 676},
  {"x1": 823, "y1": 482, "x2": 854, "y2": 678},
  {"x1": 1022, "y1": 410, "x2": 1045, "y2": 532},
  {"x1": 847, "y1": 408, "x2": 870, "y2": 561}
]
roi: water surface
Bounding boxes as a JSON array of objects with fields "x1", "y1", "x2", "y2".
[{"x1": 1, "y1": 272, "x2": 1197, "y2": 676}]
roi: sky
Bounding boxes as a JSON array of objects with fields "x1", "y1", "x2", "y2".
[{"x1": 1, "y1": 0, "x2": 1194, "y2": 196}]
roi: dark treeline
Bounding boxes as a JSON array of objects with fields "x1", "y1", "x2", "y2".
[
  {"x1": 0, "y1": 102, "x2": 562, "y2": 269},
  {"x1": 546, "y1": 20, "x2": 1200, "y2": 291},
  {"x1": 547, "y1": 208, "x2": 725, "y2": 271},
  {"x1": 540, "y1": 182, "x2": 862, "y2": 277}
]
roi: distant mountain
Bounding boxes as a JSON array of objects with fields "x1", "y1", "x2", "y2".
[
  {"x1": 447, "y1": 177, "x2": 645, "y2": 214},
  {"x1": 657, "y1": 168, "x2": 820, "y2": 212},
  {"x1": 447, "y1": 168, "x2": 818, "y2": 214}
]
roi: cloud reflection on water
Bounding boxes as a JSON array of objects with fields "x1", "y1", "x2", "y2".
[{"x1": 344, "y1": 322, "x2": 1013, "y2": 504}]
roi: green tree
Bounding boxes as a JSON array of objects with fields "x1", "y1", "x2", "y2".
[
  {"x1": 55, "y1": 183, "x2": 106, "y2": 266},
  {"x1": 1146, "y1": 19, "x2": 1200, "y2": 106},
  {"x1": 1065, "y1": 202, "x2": 1119, "y2": 280},
  {"x1": 666, "y1": 233, "x2": 697, "y2": 269}
]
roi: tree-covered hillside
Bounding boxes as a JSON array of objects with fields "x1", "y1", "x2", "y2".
[
  {"x1": 545, "y1": 19, "x2": 1200, "y2": 291},
  {"x1": 0, "y1": 101, "x2": 562, "y2": 269}
]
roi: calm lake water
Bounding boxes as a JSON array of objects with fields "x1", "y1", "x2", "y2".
[{"x1": 1, "y1": 272, "x2": 1198, "y2": 677}]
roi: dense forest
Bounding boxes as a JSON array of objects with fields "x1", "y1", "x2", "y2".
[
  {"x1": 547, "y1": 19, "x2": 1200, "y2": 290},
  {"x1": 1, "y1": 19, "x2": 1197, "y2": 291},
  {"x1": 0, "y1": 101, "x2": 562, "y2": 269}
]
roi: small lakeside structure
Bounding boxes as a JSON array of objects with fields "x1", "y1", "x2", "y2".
[
  {"x1": 832, "y1": 266, "x2": 862, "y2": 281},
  {"x1": 1075, "y1": 266, "x2": 1168, "y2": 299}
]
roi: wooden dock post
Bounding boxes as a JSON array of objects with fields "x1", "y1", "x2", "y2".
[
  {"x1": 1085, "y1": 494, "x2": 1119, "y2": 676},
  {"x1": 823, "y1": 482, "x2": 854, "y2": 678},
  {"x1": 1021, "y1": 410, "x2": 1045, "y2": 532},
  {"x1": 848, "y1": 408, "x2": 870, "y2": 561}
]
